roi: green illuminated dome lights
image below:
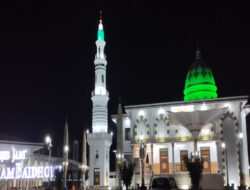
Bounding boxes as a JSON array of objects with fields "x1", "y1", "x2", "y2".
[{"x1": 183, "y1": 47, "x2": 218, "y2": 101}]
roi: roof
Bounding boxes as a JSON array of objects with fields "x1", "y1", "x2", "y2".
[
  {"x1": 124, "y1": 95, "x2": 249, "y2": 110},
  {"x1": 0, "y1": 140, "x2": 44, "y2": 147}
]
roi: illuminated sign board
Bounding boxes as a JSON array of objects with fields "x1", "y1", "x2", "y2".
[
  {"x1": 0, "y1": 148, "x2": 27, "y2": 163},
  {"x1": 0, "y1": 164, "x2": 62, "y2": 179},
  {"x1": 0, "y1": 147, "x2": 62, "y2": 179}
]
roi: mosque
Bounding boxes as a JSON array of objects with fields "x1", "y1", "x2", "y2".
[
  {"x1": 112, "y1": 47, "x2": 250, "y2": 189},
  {"x1": 86, "y1": 15, "x2": 250, "y2": 189},
  {"x1": 0, "y1": 12, "x2": 248, "y2": 190}
]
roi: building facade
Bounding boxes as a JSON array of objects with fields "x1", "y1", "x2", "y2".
[
  {"x1": 87, "y1": 15, "x2": 112, "y2": 187},
  {"x1": 0, "y1": 140, "x2": 62, "y2": 190},
  {"x1": 112, "y1": 48, "x2": 250, "y2": 189}
]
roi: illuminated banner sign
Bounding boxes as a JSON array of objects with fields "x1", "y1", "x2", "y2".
[
  {"x1": 0, "y1": 148, "x2": 27, "y2": 163},
  {"x1": 0, "y1": 164, "x2": 62, "y2": 179}
]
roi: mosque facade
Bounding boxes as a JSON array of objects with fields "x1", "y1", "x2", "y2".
[{"x1": 112, "y1": 48, "x2": 250, "y2": 189}]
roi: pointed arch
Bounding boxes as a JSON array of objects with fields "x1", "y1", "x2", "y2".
[
  {"x1": 154, "y1": 114, "x2": 170, "y2": 142},
  {"x1": 134, "y1": 116, "x2": 150, "y2": 142}
]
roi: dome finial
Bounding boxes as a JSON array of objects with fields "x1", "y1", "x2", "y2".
[
  {"x1": 99, "y1": 10, "x2": 103, "y2": 24},
  {"x1": 195, "y1": 41, "x2": 202, "y2": 60}
]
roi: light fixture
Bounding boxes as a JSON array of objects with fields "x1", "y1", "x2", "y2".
[
  {"x1": 64, "y1": 145, "x2": 69, "y2": 152},
  {"x1": 158, "y1": 108, "x2": 165, "y2": 115},
  {"x1": 138, "y1": 110, "x2": 145, "y2": 117},
  {"x1": 239, "y1": 132, "x2": 243, "y2": 139},
  {"x1": 45, "y1": 135, "x2": 51, "y2": 145},
  {"x1": 110, "y1": 131, "x2": 113, "y2": 136},
  {"x1": 221, "y1": 142, "x2": 226, "y2": 149},
  {"x1": 125, "y1": 118, "x2": 131, "y2": 126},
  {"x1": 86, "y1": 129, "x2": 89, "y2": 134},
  {"x1": 224, "y1": 103, "x2": 231, "y2": 110},
  {"x1": 200, "y1": 103, "x2": 207, "y2": 111},
  {"x1": 139, "y1": 133, "x2": 144, "y2": 141}
]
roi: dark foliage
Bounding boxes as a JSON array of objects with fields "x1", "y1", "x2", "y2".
[
  {"x1": 184, "y1": 156, "x2": 203, "y2": 190},
  {"x1": 120, "y1": 160, "x2": 135, "y2": 190},
  {"x1": 55, "y1": 169, "x2": 64, "y2": 190}
]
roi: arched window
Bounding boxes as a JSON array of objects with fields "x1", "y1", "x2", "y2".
[
  {"x1": 134, "y1": 116, "x2": 150, "y2": 142},
  {"x1": 154, "y1": 114, "x2": 170, "y2": 142},
  {"x1": 137, "y1": 121, "x2": 147, "y2": 138}
]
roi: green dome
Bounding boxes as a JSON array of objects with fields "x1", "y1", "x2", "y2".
[{"x1": 183, "y1": 48, "x2": 218, "y2": 101}]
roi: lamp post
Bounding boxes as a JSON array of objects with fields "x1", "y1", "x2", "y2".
[
  {"x1": 221, "y1": 142, "x2": 229, "y2": 187},
  {"x1": 116, "y1": 152, "x2": 124, "y2": 190},
  {"x1": 45, "y1": 135, "x2": 52, "y2": 190},
  {"x1": 64, "y1": 145, "x2": 69, "y2": 189},
  {"x1": 237, "y1": 132, "x2": 246, "y2": 190},
  {"x1": 139, "y1": 134, "x2": 146, "y2": 190}
]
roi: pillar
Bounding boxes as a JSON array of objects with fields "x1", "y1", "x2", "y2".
[
  {"x1": 216, "y1": 140, "x2": 222, "y2": 174},
  {"x1": 172, "y1": 142, "x2": 175, "y2": 173},
  {"x1": 151, "y1": 144, "x2": 154, "y2": 175}
]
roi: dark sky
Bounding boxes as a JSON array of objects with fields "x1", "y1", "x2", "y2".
[{"x1": 0, "y1": 1, "x2": 249, "y2": 161}]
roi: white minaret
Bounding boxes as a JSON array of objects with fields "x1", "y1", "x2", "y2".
[{"x1": 87, "y1": 12, "x2": 112, "y2": 187}]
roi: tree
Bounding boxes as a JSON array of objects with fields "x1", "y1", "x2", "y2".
[
  {"x1": 55, "y1": 169, "x2": 64, "y2": 190},
  {"x1": 184, "y1": 156, "x2": 203, "y2": 190},
  {"x1": 120, "y1": 160, "x2": 135, "y2": 190}
]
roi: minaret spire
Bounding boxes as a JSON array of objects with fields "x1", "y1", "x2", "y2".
[
  {"x1": 97, "y1": 11, "x2": 104, "y2": 40},
  {"x1": 99, "y1": 10, "x2": 102, "y2": 23}
]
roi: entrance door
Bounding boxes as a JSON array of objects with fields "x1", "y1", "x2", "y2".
[
  {"x1": 180, "y1": 150, "x2": 188, "y2": 171},
  {"x1": 200, "y1": 147, "x2": 211, "y2": 173},
  {"x1": 160, "y1": 148, "x2": 169, "y2": 174},
  {"x1": 94, "y1": 169, "x2": 100, "y2": 186}
]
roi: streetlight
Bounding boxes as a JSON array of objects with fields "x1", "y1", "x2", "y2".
[
  {"x1": 221, "y1": 142, "x2": 229, "y2": 187},
  {"x1": 139, "y1": 133, "x2": 146, "y2": 190},
  {"x1": 116, "y1": 152, "x2": 124, "y2": 190},
  {"x1": 237, "y1": 132, "x2": 246, "y2": 189},
  {"x1": 64, "y1": 145, "x2": 69, "y2": 152},
  {"x1": 45, "y1": 135, "x2": 52, "y2": 189},
  {"x1": 64, "y1": 145, "x2": 69, "y2": 189}
]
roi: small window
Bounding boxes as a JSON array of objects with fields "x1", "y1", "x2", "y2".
[
  {"x1": 102, "y1": 75, "x2": 104, "y2": 83},
  {"x1": 125, "y1": 128, "x2": 131, "y2": 141}
]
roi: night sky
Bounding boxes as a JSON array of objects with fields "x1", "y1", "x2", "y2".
[{"x1": 0, "y1": 1, "x2": 249, "y2": 163}]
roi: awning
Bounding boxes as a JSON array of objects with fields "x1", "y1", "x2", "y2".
[{"x1": 168, "y1": 107, "x2": 227, "y2": 139}]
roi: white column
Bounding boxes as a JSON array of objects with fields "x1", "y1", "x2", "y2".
[
  {"x1": 151, "y1": 144, "x2": 154, "y2": 175},
  {"x1": 216, "y1": 140, "x2": 222, "y2": 173},
  {"x1": 239, "y1": 110, "x2": 250, "y2": 186},
  {"x1": 172, "y1": 142, "x2": 175, "y2": 173}
]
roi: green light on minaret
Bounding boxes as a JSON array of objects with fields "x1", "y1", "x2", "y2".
[
  {"x1": 98, "y1": 29, "x2": 104, "y2": 41},
  {"x1": 97, "y1": 11, "x2": 104, "y2": 41},
  {"x1": 183, "y1": 47, "x2": 218, "y2": 101}
]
